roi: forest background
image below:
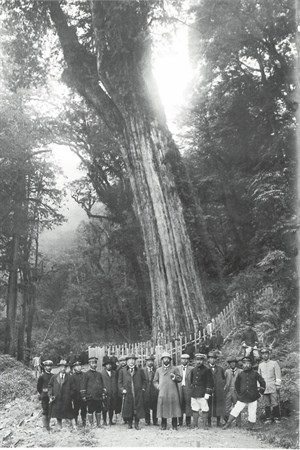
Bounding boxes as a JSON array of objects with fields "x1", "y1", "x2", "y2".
[{"x1": 0, "y1": 0, "x2": 298, "y2": 363}]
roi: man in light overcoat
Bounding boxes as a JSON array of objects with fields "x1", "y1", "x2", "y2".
[
  {"x1": 224, "y1": 356, "x2": 243, "y2": 426},
  {"x1": 153, "y1": 352, "x2": 182, "y2": 430}
]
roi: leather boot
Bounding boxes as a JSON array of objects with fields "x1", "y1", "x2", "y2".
[
  {"x1": 217, "y1": 416, "x2": 221, "y2": 427},
  {"x1": 161, "y1": 418, "x2": 167, "y2": 430},
  {"x1": 178, "y1": 416, "x2": 183, "y2": 426},
  {"x1": 102, "y1": 411, "x2": 107, "y2": 425},
  {"x1": 222, "y1": 414, "x2": 235, "y2": 430},
  {"x1": 202, "y1": 412, "x2": 209, "y2": 430},
  {"x1": 236, "y1": 413, "x2": 241, "y2": 428},
  {"x1": 134, "y1": 418, "x2": 140, "y2": 430},
  {"x1": 264, "y1": 406, "x2": 272, "y2": 424},
  {"x1": 192, "y1": 412, "x2": 199, "y2": 428},
  {"x1": 42, "y1": 415, "x2": 49, "y2": 431},
  {"x1": 207, "y1": 416, "x2": 212, "y2": 427},
  {"x1": 172, "y1": 417, "x2": 178, "y2": 430},
  {"x1": 272, "y1": 405, "x2": 280, "y2": 423},
  {"x1": 82, "y1": 417, "x2": 86, "y2": 427},
  {"x1": 96, "y1": 413, "x2": 102, "y2": 427},
  {"x1": 127, "y1": 419, "x2": 133, "y2": 429},
  {"x1": 186, "y1": 416, "x2": 191, "y2": 427},
  {"x1": 88, "y1": 413, "x2": 94, "y2": 427},
  {"x1": 57, "y1": 419, "x2": 62, "y2": 430}
]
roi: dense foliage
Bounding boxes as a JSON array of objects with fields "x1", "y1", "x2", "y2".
[{"x1": 182, "y1": 0, "x2": 297, "y2": 315}]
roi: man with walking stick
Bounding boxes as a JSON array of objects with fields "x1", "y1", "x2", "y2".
[
  {"x1": 118, "y1": 354, "x2": 146, "y2": 430},
  {"x1": 258, "y1": 347, "x2": 282, "y2": 423}
]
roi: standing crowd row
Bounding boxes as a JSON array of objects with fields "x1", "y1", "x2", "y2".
[{"x1": 37, "y1": 345, "x2": 281, "y2": 432}]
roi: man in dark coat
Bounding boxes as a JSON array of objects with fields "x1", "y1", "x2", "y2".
[
  {"x1": 115, "y1": 355, "x2": 127, "y2": 418},
  {"x1": 101, "y1": 358, "x2": 118, "y2": 425},
  {"x1": 190, "y1": 353, "x2": 214, "y2": 429},
  {"x1": 143, "y1": 355, "x2": 158, "y2": 426},
  {"x1": 207, "y1": 351, "x2": 226, "y2": 427},
  {"x1": 37, "y1": 359, "x2": 53, "y2": 431},
  {"x1": 84, "y1": 356, "x2": 106, "y2": 427},
  {"x1": 223, "y1": 356, "x2": 266, "y2": 430},
  {"x1": 110, "y1": 351, "x2": 118, "y2": 371},
  {"x1": 153, "y1": 352, "x2": 182, "y2": 430},
  {"x1": 241, "y1": 321, "x2": 258, "y2": 347},
  {"x1": 71, "y1": 361, "x2": 87, "y2": 427},
  {"x1": 48, "y1": 359, "x2": 76, "y2": 430},
  {"x1": 118, "y1": 354, "x2": 146, "y2": 430},
  {"x1": 177, "y1": 354, "x2": 193, "y2": 427}
]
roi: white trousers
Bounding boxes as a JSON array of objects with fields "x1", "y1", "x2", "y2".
[{"x1": 230, "y1": 400, "x2": 257, "y2": 423}]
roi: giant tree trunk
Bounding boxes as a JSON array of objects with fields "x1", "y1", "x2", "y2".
[{"x1": 47, "y1": 1, "x2": 209, "y2": 339}]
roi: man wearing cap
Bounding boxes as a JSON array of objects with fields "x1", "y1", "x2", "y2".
[
  {"x1": 153, "y1": 352, "x2": 182, "y2": 430},
  {"x1": 48, "y1": 359, "x2": 76, "y2": 430},
  {"x1": 37, "y1": 360, "x2": 53, "y2": 431},
  {"x1": 258, "y1": 347, "x2": 282, "y2": 424},
  {"x1": 222, "y1": 356, "x2": 266, "y2": 430},
  {"x1": 224, "y1": 356, "x2": 243, "y2": 426},
  {"x1": 102, "y1": 358, "x2": 118, "y2": 425},
  {"x1": 84, "y1": 356, "x2": 106, "y2": 427},
  {"x1": 72, "y1": 361, "x2": 87, "y2": 427},
  {"x1": 143, "y1": 355, "x2": 158, "y2": 426},
  {"x1": 190, "y1": 353, "x2": 214, "y2": 429},
  {"x1": 177, "y1": 354, "x2": 193, "y2": 427},
  {"x1": 207, "y1": 351, "x2": 226, "y2": 427},
  {"x1": 118, "y1": 354, "x2": 146, "y2": 430}
]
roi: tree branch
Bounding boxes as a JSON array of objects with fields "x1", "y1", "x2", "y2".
[{"x1": 46, "y1": 1, "x2": 125, "y2": 135}]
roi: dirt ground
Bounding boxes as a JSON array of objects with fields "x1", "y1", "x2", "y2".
[{"x1": 0, "y1": 398, "x2": 278, "y2": 449}]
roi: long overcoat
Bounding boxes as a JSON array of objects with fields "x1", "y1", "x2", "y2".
[
  {"x1": 208, "y1": 364, "x2": 226, "y2": 417},
  {"x1": 143, "y1": 367, "x2": 158, "y2": 411},
  {"x1": 48, "y1": 373, "x2": 75, "y2": 420},
  {"x1": 153, "y1": 365, "x2": 182, "y2": 419},
  {"x1": 177, "y1": 364, "x2": 193, "y2": 416},
  {"x1": 102, "y1": 369, "x2": 118, "y2": 411},
  {"x1": 118, "y1": 366, "x2": 146, "y2": 419}
]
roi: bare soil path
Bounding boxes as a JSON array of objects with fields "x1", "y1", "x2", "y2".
[{"x1": 0, "y1": 401, "x2": 276, "y2": 449}]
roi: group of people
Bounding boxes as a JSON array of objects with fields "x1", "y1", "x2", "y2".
[{"x1": 37, "y1": 341, "x2": 282, "y2": 433}]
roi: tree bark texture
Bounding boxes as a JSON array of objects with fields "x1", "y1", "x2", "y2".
[{"x1": 47, "y1": 1, "x2": 209, "y2": 338}]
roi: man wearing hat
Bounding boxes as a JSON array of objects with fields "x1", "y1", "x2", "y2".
[
  {"x1": 118, "y1": 354, "x2": 146, "y2": 429},
  {"x1": 177, "y1": 354, "x2": 193, "y2": 427},
  {"x1": 224, "y1": 356, "x2": 242, "y2": 426},
  {"x1": 101, "y1": 358, "x2": 118, "y2": 425},
  {"x1": 37, "y1": 360, "x2": 53, "y2": 431},
  {"x1": 48, "y1": 359, "x2": 76, "y2": 430},
  {"x1": 72, "y1": 361, "x2": 87, "y2": 427},
  {"x1": 115, "y1": 355, "x2": 127, "y2": 418},
  {"x1": 143, "y1": 355, "x2": 158, "y2": 426},
  {"x1": 258, "y1": 347, "x2": 282, "y2": 424},
  {"x1": 222, "y1": 356, "x2": 266, "y2": 430},
  {"x1": 207, "y1": 351, "x2": 226, "y2": 427},
  {"x1": 190, "y1": 353, "x2": 214, "y2": 429},
  {"x1": 153, "y1": 352, "x2": 182, "y2": 430},
  {"x1": 84, "y1": 356, "x2": 106, "y2": 427}
]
